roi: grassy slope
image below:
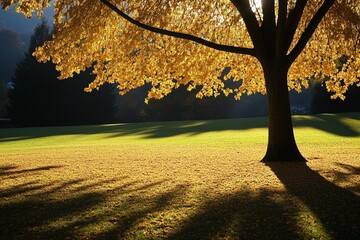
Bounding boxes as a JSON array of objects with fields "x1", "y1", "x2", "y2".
[{"x1": 0, "y1": 113, "x2": 359, "y2": 239}]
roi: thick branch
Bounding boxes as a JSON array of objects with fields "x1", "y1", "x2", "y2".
[
  {"x1": 275, "y1": 0, "x2": 288, "y2": 58},
  {"x1": 287, "y1": 0, "x2": 335, "y2": 64},
  {"x1": 284, "y1": 0, "x2": 308, "y2": 52},
  {"x1": 261, "y1": 0, "x2": 276, "y2": 57},
  {"x1": 230, "y1": 0, "x2": 263, "y2": 56},
  {"x1": 99, "y1": 0, "x2": 255, "y2": 56},
  {"x1": 261, "y1": 0, "x2": 276, "y2": 35}
]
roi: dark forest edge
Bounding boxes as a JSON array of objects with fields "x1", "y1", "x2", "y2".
[{"x1": 1, "y1": 21, "x2": 360, "y2": 128}]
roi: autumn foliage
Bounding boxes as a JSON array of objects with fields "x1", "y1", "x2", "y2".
[
  {"x1": 2, "y1": 0, "x2": 359, "y2": 161},
  {"x1": 2, "y1": 0, "x2": 358, "y2": 101}
]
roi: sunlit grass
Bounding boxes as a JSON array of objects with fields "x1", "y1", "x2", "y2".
[{"x1": 1, "y1": 113, "x2": 359, "y2": 239}]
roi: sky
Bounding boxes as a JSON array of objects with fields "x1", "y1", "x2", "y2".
[
  {"x1": 0, "y1": 5, "x2": 53, "y2": 35},
  {"x1": 0, "y1": 5, "x2": 54, "y2": 84}
]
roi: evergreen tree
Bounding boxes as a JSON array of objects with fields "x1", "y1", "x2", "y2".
[
  {"x1": 0, "y1": 77, "x2": 7, "y2": 117},
  {"x1": 0, "y1": 28, "x2": 25, "y2": 117},
  {"x1": 311, "y1": 82, "x2": 360, "y2": 114},
  {"x1": 115, "y1": 84, "x2": 239, "y2": 122},
  {"x1": 7, "y1": 20, "x2": 116, "y2": 126},
  {"x1": 311, "y1": 56, "x2": 360, "y2": 114}
]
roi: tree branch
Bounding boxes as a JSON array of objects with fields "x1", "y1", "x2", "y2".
[
  {"x1": 284, "y1": 0, "x2": 308, "y2": 53},
  {"x1": 98, "y1": 0, "x2": 256, "y2": 56},
  {"x1": 230, "y1": 0, "x2": 263, "y2": 55},
  {"x1": 287, "y1": 0, "x2": 335, "y2": 64},
  {"x1": 261, "y1": 0, "x2": 276, "y2": 57},
  {"x1": 261, "y1": 0, "x2": 275, "y2": 35},
  {"x1": 275, "y1": 0, "x2": 288, "y2": 58}
]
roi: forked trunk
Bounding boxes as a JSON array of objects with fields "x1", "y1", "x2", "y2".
[{"x1": 261, "y1": 66, "x2": 306, "y2": 162}]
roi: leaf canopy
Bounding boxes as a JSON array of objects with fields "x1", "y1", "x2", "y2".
[{"x1": 2, "y1": 0, "x2": 359, "y2": 101}]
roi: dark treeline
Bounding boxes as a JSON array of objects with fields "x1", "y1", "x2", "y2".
[
  {"x1": 115, "y1": 85, "x2": 269, "y2": 122},
  {"x1": 0, "y1": 28, "x2": 25, "y2": 117},
  {"x1": 310, "y1": 56, "x2": 360, "y2": 114},
  {"x1": 311, "y1": 82, "x2": 360, "y2": 114},
  {"x1": 5, "y1": 21, "x2": 359, "y2": 127},
  {"x1": 7, "y1": 20, "x2": 116, "y2": 127}
]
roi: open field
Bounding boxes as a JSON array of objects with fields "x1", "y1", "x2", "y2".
[{"x1": 1, "y1": 113, "x2": 360, "y2": 239}]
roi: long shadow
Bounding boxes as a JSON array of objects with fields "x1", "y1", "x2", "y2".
[
  {"x1": 2, "y1": 163, "x2": 359, "y2": 239},
  {"x1": 293, "y1": 113, "x2": 360, "y2": 137},
  {"x1": 100, "y1": 184, "x2": 188, "y2": 239},
  {"x1": 0, "y1": 165, "x2": 185, "y2": 239},
  {"x1": 168, "y1": 162, "x2": 360, "y2": 239},
  {"x1": 169, "y1": 189, "x2": 304, "y2": 240},
  {"x1": 266, "y1": 162, "x2": 360, "y2": 239},
  {"x1": 1, "y1": 112, "x2": 359, "y2": 143},
  {"x1": 0, "y1": 165, "x2": 63, "y2": 177},
  {"x1": 0, "y1": 117, "x2": 268, "y2": 143},
  {"x1": 1, "y1": 190, "x2": 104, "y2": 239},
  {"x1": 0, "y1": 166, "x2": 96, "y2": 239}
]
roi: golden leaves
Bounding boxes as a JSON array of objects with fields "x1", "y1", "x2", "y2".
[
  {"x1": 1, "y1": 0, "x2": 359, "y2": 101},
  {"x1": 287, "y1": 0, "x2": 360, "y2": 99},
  {"x1": 6, "y1": 0, "x2": 52, "y2": 18}
]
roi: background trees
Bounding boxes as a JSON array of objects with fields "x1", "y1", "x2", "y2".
[
  {"x1": 311, "y1": 82, "x2": 360, "y2": 114},
  {"x1": 7, "y1": 21, "x2": 116, "y2": 126},
  {"x1": 0, "y1": 28, "x2": 25, "y2": 117},
  {"x1": 116, "y1": 84, "x2": 243, "y2": 122}
]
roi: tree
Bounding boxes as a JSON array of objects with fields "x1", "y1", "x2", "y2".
[
  {"x1": 0, "y1": 28, "x2": 24, "y2": 80},
  {"x1": 0, "y1": 28, "x2": 25, "y2": 117},
  {"x1": 116, "y1": 84, "x2": 240, "y2": 122},
  {"x1": 2, "y1": 1, "x2": 359, "y2": 161},
  {"x1": 0, "y1": 77, "x2": 7, "y2": 117},
  {"x1": 8, "y1": 20, "x2": 116, "y2": 126},
  {"x1": 311, "y1": 81, "x2": 360, "y2": 114}
]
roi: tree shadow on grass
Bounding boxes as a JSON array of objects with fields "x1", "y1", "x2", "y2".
[
  {"x1": 2, "y1": 164, "x2": 301, "y2": 239},
  {"x1": 168, "y1": 162, "x2": 360, "y2": 240},
  {"x1": 1, "y1": 164, "x2": 300, "y2": 240},
  {"x1": 0, "y1": 164, "x2": 63, "y2": 177},
  {"x1": 333, "y1": 162, "x2": 360, "y2": 182},
  {"x1": 168, "y1": 189, "x2": 304, "y2": 240},
  {"x1": 293, "y1": 113, "x2": 360, "y2": 137},
  {"x1": 0, "y1": 118, "x2": 264, "y2": 143},
  {"x1": 100, "y1": 184, "x2": 188, "y2": 239},
  {"x1": 2, "y1": 162, "x2": 360, "y2": 239},
  {"x1": 266, "y1": 162, "x2": 360, "y2": 239},
  {"x1": 1, "y1": 112, "x2": 359, "y2": 143},
  {"x1": 0, "y1": 164, "x2": 192, "y2": 240},
  {"x1": 1, "y1": 191, "x2": 105, "y2": 239}
]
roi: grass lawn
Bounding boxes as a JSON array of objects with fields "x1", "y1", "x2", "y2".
[{"x1": 1, "y1": 112, "x2": 360, "y2": 239}]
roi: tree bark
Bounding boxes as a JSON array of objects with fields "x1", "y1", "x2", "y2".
[{"x1": 261, "y1": 65, "x2": 306, "y2": 162}]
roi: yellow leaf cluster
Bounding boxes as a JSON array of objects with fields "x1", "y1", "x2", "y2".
[
  {"x1": 289, "y1": 0, "x2": 360, "y2": 99},
  {"x1": 2, "y1": 0, "x2": 359, "y2": 101}
]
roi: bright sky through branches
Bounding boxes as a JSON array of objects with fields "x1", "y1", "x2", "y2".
[
  {"x1": 251, "y1": 0, "x2": 263, "y2": 18},
  {"x1": 252, "y1": 0, "x2": 262, "y2": 8}
]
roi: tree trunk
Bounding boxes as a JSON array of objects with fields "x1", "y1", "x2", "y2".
[{"x1": 261, "y1": 66, "x2": 306, "y2": 162}]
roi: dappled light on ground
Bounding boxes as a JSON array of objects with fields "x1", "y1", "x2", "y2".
[
  {"x1": 1, "y1": 113, "x2": 359, "y2": 239},
  {"x1": 1, "y1": 148, "x2": 359, "y2": 238},
  {"x1": 293, "y1": 113, "x2": 360, "y2": 137},
  {"x1": 0, "y1": 113, "x2": 359, "y2": 146}
]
